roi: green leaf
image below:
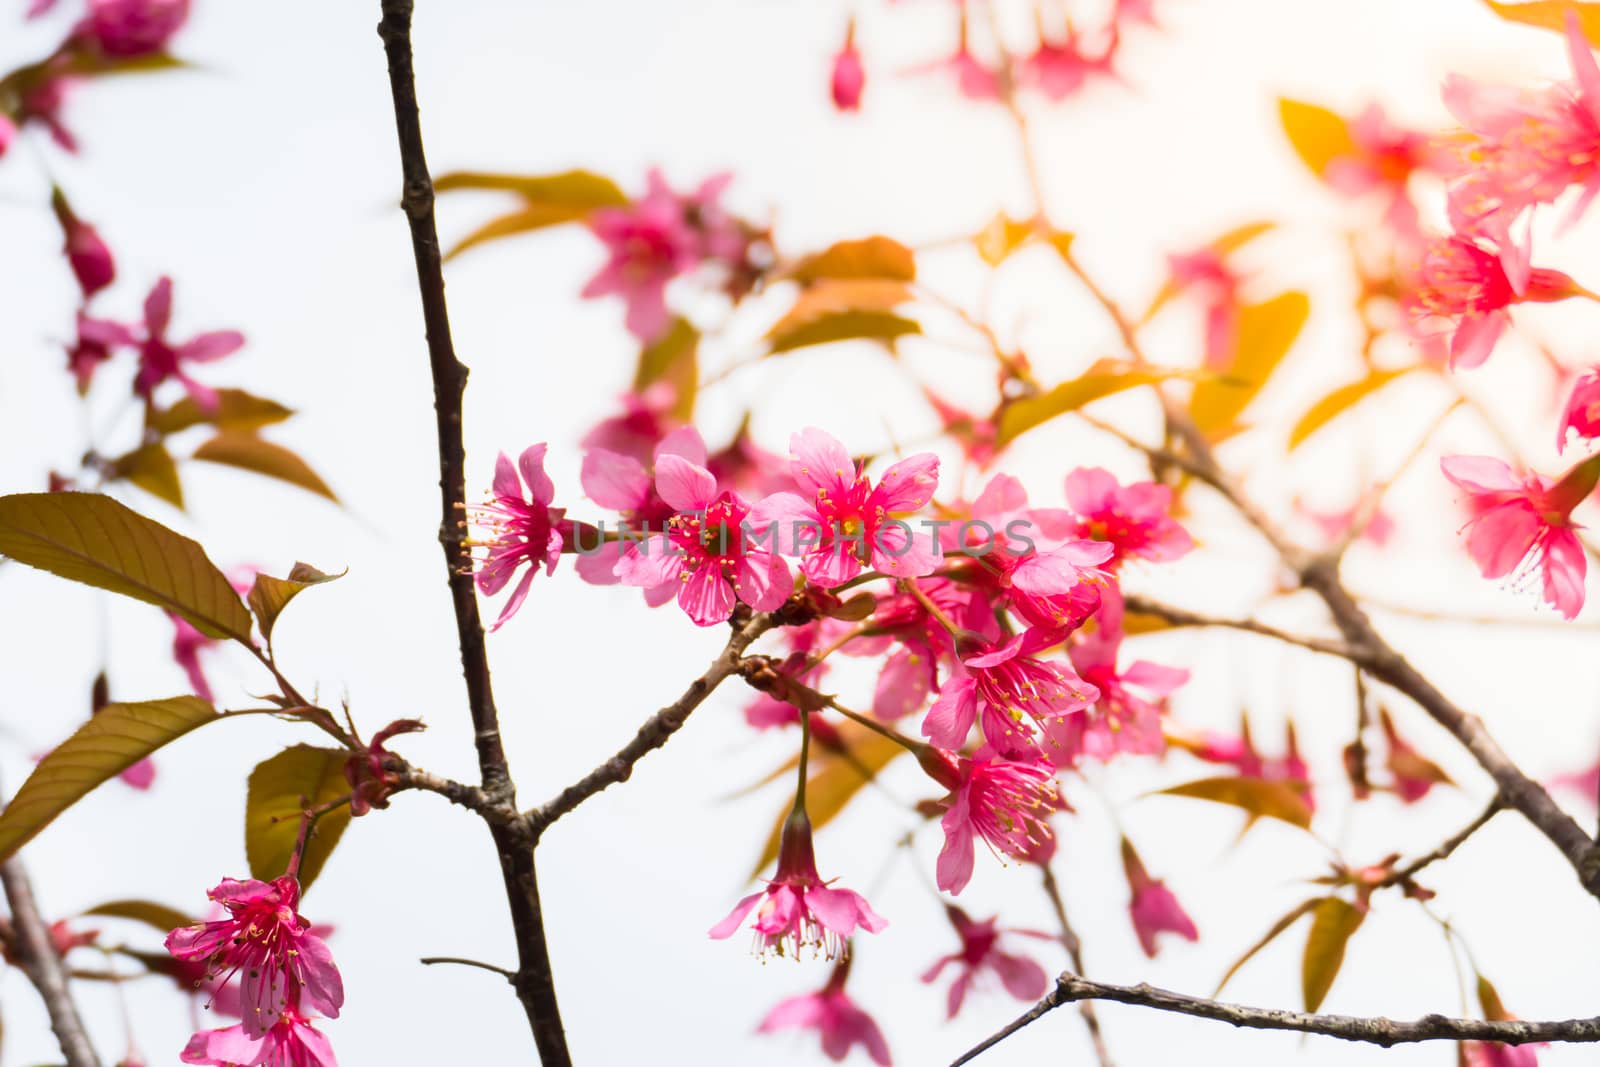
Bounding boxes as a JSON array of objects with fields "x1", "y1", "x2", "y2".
[
  {"x1": 246, "y1": 746, "x2": 353, "y2": 894},
  {"x1": 1481, "y1": 0, "x2": 1600, "y2": 44},
  {"x1": 1278, "y1": 98, "x2": 1356, "y2": 179},
  {"x1": 191, "y1": 433, "x2": 338, "y2": 502},
  {"x1": 82, "y1": 898, "x2": 196, "y2": 935},
  {"x1": 0, "y1": 697, "x2": 219, "y2": 863},
  {"x1": 753, "y1": 725, "x2": 908, "y2": 875},
  {"x1": 1302, "y1": 897, "x2": 1365, "y2": 1011},
  {"x1": 148, "y1": 389, "x2": 294, "y2": 436},
  {"x1": 997, "y1": 359, "x2": 1197, "y2": 445},
  {"x1": 1214, "y1": 897, "x2": 1321, "y2": 995},
  {"x1": 633, "y1": 317, "x2": 699, "y2": 421},
  {"x1": 1189, "y1": 291, "x2": 1310, "y2": 438},
  {"x1": 0, "y1": 493, "x2": 252, "y2": 641},
  {"x1": 109, "y1": 442, "x2": 184, "y2": 509},
  {"x1": 765, "y1": 280, "x2": 920, "y2": 356},
  {"x1": 1155, "y1": 775, "x2": 1314, "y2": 831},
  {"x1": 787, "y1": 236, "x2": 917, "y2": 284},
  {"x1": 1288, "y1": 367, "x2": 1416, "y2": 450},
  {"x1": 975, "y1": 213, "x2": 1035, "y2": 267},
  {"x1": 248, "y1": 563, "x2": 343, "y2": 644}
]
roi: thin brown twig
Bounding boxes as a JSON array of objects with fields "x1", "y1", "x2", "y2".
[
  {"x1": 1039, "y1": 867, "x2": 1114, "y2": 1067},
  {"x1": 0, "y1": 857, "x2": 100, "y2": 1067},
  {"x1": 1379, "y1": 798, "x2": 1504, "y2": 889},
  {"x1": 1120, "y1": 594, "x2": 1355, "y2": 659}
]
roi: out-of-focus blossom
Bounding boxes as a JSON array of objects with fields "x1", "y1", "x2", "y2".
[
  {"x1": 1067, "y1": 589, "x2": 1187, "y2": 762},
  {"x1": 1164, "y1": 246, "x2": 1243, "y2": 368},
  {"x1": 757, "y1": 958, "x2": 890, "y2": 1065},
  {"x1": 1113, "y1": 0, "x2": 1159, "y2": 28},
  {"x1": 1021, "y1": 18, "x2": 1116, "y2": 101},
  {"x1": 469, "y1": 443, "x2": 565, "y2": 630},
  {"x1": 132, "y1": 276, "x2": 245, "y2": 408},
  {"x1": 705, "y1": 418, "x2": 792, "y2": 498},
  {"x1": 579, "y1": 383, "x2": 682, "y2": 465},
  {"x1": 0, "y1": 112, "x2": 14, "y2": 157},
  {"x1": 1297, "y1": 497, "x2": 1396, "y2": 548},
  {"x1": 18, "y1": 71, "x2": 78, "y2": 151},
  {"x1": 82, "y1": 0, "x2": 189, "y2": 57},
  {"x1": 1379, "y1": 707, "x2": 1452, "y2": 804},
  {"x1": 830, "y1": 20, "x2": 864, "y2": 112},
  {"x1": 909, "y1": 15, "x2": 999, "y2": 100},
  {"x1": 1180, "y1": 715, "x2": 1315, "y2": 810},
  {"x1": 1558, "y1": 367, "x2": 1600, "y2": 452},
  {"x1": 924, "y1": 387, "x2": 1000, "y2": 469},
  {"x1": 52, "y1": 190, "x2": 115, "y2": 296},
  {"x1": 1122, "y1": 838, "x2": 1198, "y2": 957},
  {"x1": 920, "y1": 905, "x2": 1050, "y2": 1018},
  {"x1": 582, "y1": 170, "x2": 700, "y2": 342},
  {"x1": 919, "y1": 746, "x2": 1059, "y2": 895},
  {"x1": 1064, "y1": 467, "x2": 1193, "y2": 566},
  {"x1": 1324, "y1": 104, "x2": 1438, "y2": 241},
  {"x1": 66, "y1": 312, "x2": 135, "y2": 393}
]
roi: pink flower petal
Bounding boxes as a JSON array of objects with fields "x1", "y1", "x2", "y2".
[
  {"x1": 789, "y1": 427, "x2": 855, "y2": 497},
  {"x1": 654, "y1": 454, "x2": 717, "y2": 512}
]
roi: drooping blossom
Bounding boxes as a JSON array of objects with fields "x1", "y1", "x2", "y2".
[
  {"x1": 1461, "y1": 1043, "x2": 1539, "y2": 1067},
  {"x1": 469, "y1": 443, "x2": 565, "y2": 630},
  {"x1": 920, "y1": 905, "x2": 1050, "y2": 1018},
  {"x1": 922, "y1": 628, "x2": 1099, "y2": 763},
  {"x1": 166, "y1": 876, "x2": 343, "y2": 1038},
  {"x1": 751, "y1": 428, "x2": 941, "y2": 587},
  {"x1": 575, "y1": 425, "x2": 703, "y2": 603},
  {"x1": 1066, "y1": 589, "x2": 1188, "y2": 761},
  {"x1": 843, "y1": 577, "x2": 987, "y2": 721},
  {"x1": 757, "y1": 958, "x2": 890, "y2": 1065},
  {"x1": 1379, "y1": 707, "x2": 1452, "y2": 804},
  {"x1": 18, "y1": 70, "x2": 78, "y2": 151},
  {"x1": 582, "y1": 170, "x2": 718, "y2": 342},
  {"x1": 1322, "y1": 104, "x2": 1438, "y2": 241},
  {"x1": 81, "y1": 0, "x2": 189, "y2": 57},
  {"x1": 55, "y1": 207, "x2": 114, "y2": 297},
  {"x1": 343, "y1": 718, "x2": 426, "y2": 816},
  {"x1": 830, "y1": 20, "x2": 864, "y2": 112},
  {"x1": 1180, "y1": 714, "x2": 1315, "y2": 810},
  {"x1": 1440, "y1": 454, "x2": 1594, "y2": 619},
  {"x1": 66, "y1": 312, "x2": 135, "y2": 393},
  {"x1": 1021, "y1": 17, "x2": 1117, "y2": 101},
  {"x1": 909, "y1": 14, "x2": 999, "y2": 100},
  {"x1": 709, "y1": 811, "x2": 887, "y2": 959},
  {"x1": 1112, "y1": 0, "x2": 1159, "y2": 28},
  {"x1": 132, "y1": 277, "x2": 245, "y2": 408},
  {"x1": 919, "y1": 746, "x2": 1059, "y2": 895},
  {"x1": 180, "y1": 1008, "x2": 337, "y2": 1067},
  {"x1": 1064, "y1": 466, "x2": 1193, "y2": 566},
  {"x1": 1406, "y1": 235, "x2": 1581, "y2": 370},
  {"x1": 742, "y1": 627, "x2": 841, "y2": 748},
  {"x1": 1163, "y1": 246, "x2": 1244, "y2": 368},
  {"x1": 1122, "y1": 838, "x2": 1198, "y2": 957},
  {"x1": 1558, "y1": 367, "x2": 1600, "y2": 452},
  {"x1": 614, "y1": 452, "x2": 790, "y2": 625}
]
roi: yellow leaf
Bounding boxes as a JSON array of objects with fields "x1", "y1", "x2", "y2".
[
  {"x1": 765, "y1": 279, "x2": 919, "y2": 356},
  {"x1": 974, "y1": 213, "x2": 1035, "y2": 267},
  {"x1": 787, "y1": 236, "x2": 916, "y2": 284},
  {"x1": 1155, "y1": 775, "x2": 1314, "y2": 831},
  {"x1": 0, "y1": 493, "x2": 252, "y2": 641},
  {"x1": 1189, "y1": 291, "x2": 1310, "y2": 438},
  {"x1": 0, "y1": 697, "x2": 219, "y2": 862},
  {"x1": 246, "y1": 746, "x2": 353, "y2": 894},
  {"x1": 1302, "y1": 897, "x2": 1365, "y2": 1011},
  {"x1": 83, "y1": 899, "x2": 197, "y2": 935},
  {"x1": 997, "y1": 358, "x2": 1196, "y2": 445},
  {"x1": 752, "y1": 725, "x2": 908, "y2": 876},
  {"x1": 148, "y1": 389, "x2": 293, "y2": 436},
  {"x1": 1278, "y1": 98, "x2": 1356, "y2": 178},
  {"x1": 1288, "y1": 367, "x2": 1416, "y2": 450},
  {"x1": 633, "y1": 317, "x2": 699, "y2": 421},
  {"x1": 192, "y1": 433, "x2": 338, "y2": 503},
  {"x1": 1214, "y1": 898, "x2": 1321, "y2": 996},
  {"x1": 436, "y1": 170, "x2": 628, "y2": 258},
  {"x1": 248, "y1": 563, "x2": 343, "y2": 645},
  {"x1": 110, "y1": 442, "x2": 184, "y2": 510},
  {"x1": 1481, "y1": 0, "x2": 1600, "y2": 44}
]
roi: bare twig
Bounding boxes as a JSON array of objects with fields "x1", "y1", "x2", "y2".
[
  {"x1": 420, "y1": 956, "x2": 519, "y2": 982},
  {"x1": 952, "y1": 972, "x2": 1600, "y2": 1066},
  {"x1": 1380, "y1": 798, "x2": 1504, "y2": 889},
  {"x1": 375, "y1": 3, "x2": 569, "y2": 1062},
  {"x1": 1120, "y1": 595, "x2": 1354, "y2": 659},
  {"x1": 0, "y1": 857, "x2": 101, "y2": 1067},
  {"x1": 1039, "y1": 867, "x2": 1114, "y2": 1067}
]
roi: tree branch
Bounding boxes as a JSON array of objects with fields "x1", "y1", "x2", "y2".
[
  {"x1": 1039, "y1": 867, "x2": 1114, "y2": 1067},
  {"x1": 0, "y1": 856, "x2": 101, "y2": 1067},
  {"x1": 953, "y1": 972, "x2": 1600, "y2": 1066},
  {"x1": 375, "y1": 3, "x2": 569, "y2": 1062},
  {"x1": 1381, "y1": 798, "x2": 1504, "y2": 889},
  {"x1": 1120, "y1": 595, "x2": 1354, "y2": 660}
]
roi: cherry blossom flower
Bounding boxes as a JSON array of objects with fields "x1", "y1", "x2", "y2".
[
  {"x1": 709, "y1": 811, "x2": 886, "y2": 958},
  {"x1": 1461, "y1": 1043, "x2": 1539, "y2": 1067},
  {"x1": 843, "y1": 578, "x2": 985, "y2": 720},
  {"x1": 1379, "y1": 708, "x2": 1452, "y2": 804},
  {"x1": 1064, "y1": 466, "x2": 1193, "y2": 566},
  {"x1": 132, "y1": 277, "x2": 245, "y2": 408},
  {"x1": 830, "y1": 21, "x2": 864, "y2": 112},
  {"x1": 469, "y1": 443, "x2": 565, "y2": 630},
  {"x1": 1323, "y1": 104, "x2": 1438, "y2": 241},
  {"x1": 49, "y1": 189, "x2": 113, "y2": 296},
  {"x1": 751, "y1": 428, "x2": 941, "y2": 587},
  {"x1": 82, "y1": 0, "x2": 189, "y2": 57},
  {"x1": 1122, "y1": 838, "x2": 1198, "y2": 957},
  {"x1": 575, "y1": 426, "x2": 703, "y2": 604},
  {"x1": 180, "y1": 1008, "x2": 337, "y2": 1067},
  {"x1": 1558, "y1": 367, "x2": 1600, "y2": 452},
  {"x1": 1113, "y1": 0, "x2": 1159, "y2": 27},
  {"x1": 1441, "y1": 454, "x2": 1594, "y2": 619},
  {"x1": 705, "y1": 418, "x2": 792, "y2": 499},
  {"x1": 67, "y1": 312, "x2": 135, "y2": 393},
  {"x1": 166, "y1": 876, "x2": 343, "y2": 1038},
  {"x1": 0, "y1": 113, "x2": 14, "y2": 158},
  {"x1": 1021, "y1": 19, "x2": 1116, "y2": 101},
  {"x1": 923, "y1": 387, "x2": 1000, "y2": 469},
  {"x1": 1181, "y1": 715, "x2": 1315, "y2": 810},
  {"x1": 919, "y1": 746, "x2": 1059, "y2": 894},
  {"x1": 1297, "y1": 498, "x2": 1396, "y2": 548},
  {"x1": 1164, "y1": 246, "x2": 1243, "y2": 368},
  {"x1": 909, "y1": 15, "x2": 999, "y2": 100},
  {"x1": 1406, "y1": 235, "x2": 1582, "y2": 370},
  {"x1": 579, "y1": 383, "x2": 682, "y2": 465},
  {"x1": 1067, "y1": 590, "x2": 1188, "y2": 762},
  {"x1": 920, "y1": 905, "x2": 1050, "y2": 1018},
  {"x1": 757, "y1": 958, "x2": 890, "y2": 1065},
  {"x1": 19, "y1": 70, "x2": 79, "y2": 151},
  {"x1": 582, "y1": 171, "x2": 701, "y2": 342},
  {"x1": 922, "y1": 629, "x2": 1099, "y2": 763}
]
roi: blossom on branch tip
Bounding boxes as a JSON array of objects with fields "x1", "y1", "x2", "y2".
[
  {"x1": 830, "y1": 20, "x2": 865, "y2": 112},
  {"x1": 921, "y1": 905, "x2": 1050, "y2": 1018},
  {"x1": 757, "y1": 958, "x2": 891, "y2": 1065},
  {"x1": 469, "y1": 443, "x2": 565, "y2": 631},
  {"x1": 920, "y1": 745, "x2": 1060, "y2": 895},
  {"x1": 1122, "y1": 838, "x2": 1198, "y2": 957}
]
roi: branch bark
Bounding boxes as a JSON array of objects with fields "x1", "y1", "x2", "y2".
[
  {"x1": 0, "y1": 857, "x2": 100, "y2": 1067},
  {"x1": 375, "y1": 3, "x2": 569, "y2": 1063},
  {"x1": 951, "y1": 973, "x2": 1600, "y2": 1066}
]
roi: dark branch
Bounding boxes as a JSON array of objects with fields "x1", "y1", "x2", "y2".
[
  {"x1": 375, "y1": 3, "x2": 569, "y2": 1063},
  {"x1": 0, "y1": 857, "x2": 100, "y2": 1067},
  {"x1": 951, "y1": 972, "x2": 1600, "y2": 1066},
  {"x1": 421, "y1": 956, "x2": 519, "y2": 982}
]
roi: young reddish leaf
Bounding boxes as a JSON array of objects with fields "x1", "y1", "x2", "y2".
[
  {"x1": 1278, "y1": 98, "x2": 1356, "y2": 179},
  {"x1": 191, "y1": 433, "x2": 338, "y2": 502},
  {"x1": 1189, "y1": 291, "x2": 1310, "y2": 438},
  {"x1": 1481, "y1": 0, "x2": 1600, "y2": 44},
  {"x1": 1213, "y1": 897, "x2": 1321, "y2": 995},
  {"x1": 1144, "y1": 221, "x2": 1276, "y2": 322},
  {"x1": 82, "y1": 898, "x2": 197, "y2": 935},
  {"x1": 248, "y1": 563, "x2": 343, "y2": 644},
  {"x1": 0, "y1": 697, "x2": 219, "y2": 863},
  {"x1": 765, "y1": 279, "x2": 920, "y2": 356},
  {"x1": 1156, "y1": 775, "x2": 1314, "y2": 831},
  {"x1": 997, "y1": 359, "x2": 1197, "y2": 445},
  {"x1": 109, "y1": 442, "x2": 184, "y2": 509},
  {"x1": 787, "y1": 236, "x2": 916, "y2": 284},
  {"x1": 1289, "y1": 367, "x2": 1417, "y2": 450},
  {"x1": 752, "y1": 725, "x2": 907, "y2": 875},
  {"x1": 0, "y1": 493, "x2": 252, "y2": 641},
  {"x1": 147, "y1": 389, "x2": 294, "y2": 436},
  {"x1": 245, "y1": 745, "x2": 353, "y2": 894},
  {"x1": 975, "y1": 213, "x2": 1035, "y2": 267},
  {"x1": 633, "y1": 317, "x2": 698, "y2": 421},
  {"x1": 1302, "y1": 897, "x2": 1365, "y2": 1011}
]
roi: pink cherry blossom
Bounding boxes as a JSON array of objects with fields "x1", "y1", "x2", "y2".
[
  {"x1": 132, "y1": 277, "x2": 245, "y2": 408},
  {"x1": 1406, "y1": 235, "x2": 1580, "y2": 370},
  {"x1": 469, "y1": 443, "x2": 565, "y2": 630},
  {"x1": 51, "y1": 189, "x2": 114, "y2": 296},
  {"x1": 757, "y1": 959, "x2": 890, "y2": 1065},
  {"x1": 1558, "y1": 367, "x2": 1600, "y2": 452},
  {"x1": 343, "y1": 718, "x2": 426, "y2": 816},
  {"x1": 1297, "y1": 498, "x2": 1396, "y2": 548},
  {"x1": 751, "y1": 428, "x2": 941, "y2": 587},
  {"x1": 709, "y1": 812, "x2": 886, "y2": 959},
  {"x1": 67, "y1": 312, "x2": 136, "y2": 393},
  {"x1": 1183, "y1": 715, "x2": 1315, "y2": 810},
  {"x1": 830, "y1": 21, "x2": 864, "y2": 112},
  {"x1": 581, "y1": 170, "x2": 701, "y2": 342},
  {"x1": 1123, "y1": 839, "x2": 1198, "y2": 957},
  {"x1": 19, "y1": 70, "x2": 78, "y2": 151},
  {"x1": 844, "y1": 578, "x2": 987, "y2": 720},
  {"x1": 575, "y1": 426, "x2": 703, "y2": 602},
  {"x1": 705, "y1": 419, "x2": 792, "y2": 499},
  {"x1": 920, "y1": 905, "x2": 1050, "y2": 1018},
  {"x1": 1021, "y1": 20, "x2": 1116, "y2": 102},
  {"x1": 166, "y1": 876, "x2": 343, "y2": 1038},
  {"x1": 579, "y1": 383, "x2": 682, "y2": 465},
  {"x1": 1380, "y1": 708, "x2": 1451, "y2": 804},
  {"x1": 923, "y1": 387, "x2": 1000, "y2": 469},
  {"x1": 1064, "y1": 466, "x2": 1193, "y2": 566},
  {"x1": 1461, "y1": 1043, "x2": 1539, "y2": 1067},
  {"x1": 1441, "y1": 454, "x2": 1591, "y2": 619},
  {"x1": 1113, "y1": 0, "x2": 1159, "y2": 27},
  {"x1": 909, "y1": 15, "x2": 998, "y2": 101},
  {"x1": 1067, "y1": 589, "x2": 1188, "y2": 762},
  {"x1": 1164, "y1": 247, "x2": 1243, "y2": 368},
  {"x1": 1324, "y1": 104, "x2": 1437, "y2": 241},
  {"x1": 0, "y1": 112, "x2": 14, "y2": 157},
  {"x1": 82, "y1": 0, "x2": 189, "y2": 57},
  {"x1": 920, "y1": 746, "x2": 1060, "y2": 895},
  {"x1": 614, "y1": 453, "x2": 790, "y2": 626},
  {"x1": 180, "y1": 1008, "x2": 337, "y2": 1067},
  {"x1": 922, "y1": 629, "x2": 1099, "y2": 763}
]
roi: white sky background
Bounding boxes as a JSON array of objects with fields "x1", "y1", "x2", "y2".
[{"x1": 3, "y1": 0, "x2": 1600, "y2": 1065}]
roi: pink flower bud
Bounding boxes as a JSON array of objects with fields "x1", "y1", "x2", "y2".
[
  {"x1": 84, "y1": 0, "x2": 189, "y2": 58},
  {"x1": 830, "y1": 22, "x2": 865, "y2": 112}
]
